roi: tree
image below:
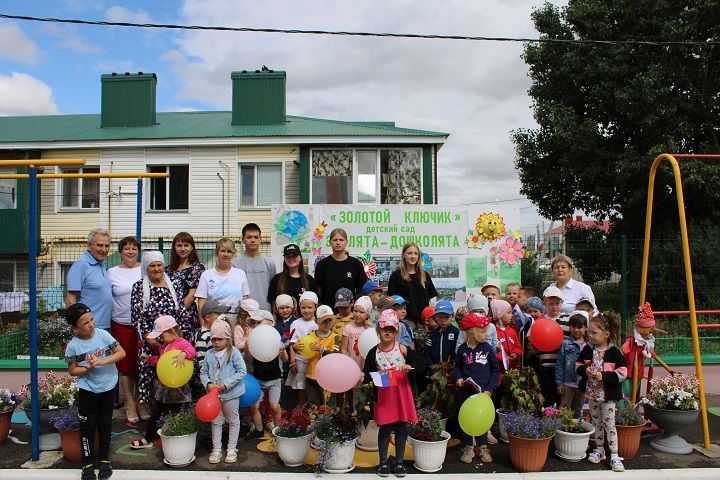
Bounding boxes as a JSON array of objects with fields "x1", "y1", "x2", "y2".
[
  {"x1": 564, "y1": 225, "x2": 614, "y2": 285},
  {"x1": 513, "y1": 1, "x2": 720, "y2": 236}
]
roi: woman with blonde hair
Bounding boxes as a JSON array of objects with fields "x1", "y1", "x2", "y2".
[
  {"x1": 387, "y1": 242, "x2": 438, "y2": 330},
  {"x1": 195, "y1": 238, "x2": 251, "y2": 328},
  {"x1": 313, "y1": 228, "x2": 366, "y2": 307}
]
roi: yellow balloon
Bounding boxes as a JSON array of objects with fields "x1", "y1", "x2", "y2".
[
  {"x1": 459, "y1": 393, "x2": 496, "y2": 437},
  {"x1": 297, "y1": 334, "x2": 319, "y2": 359},
  {"x1": 156, "y1": 351, "x2": 193, "y2": 388}
]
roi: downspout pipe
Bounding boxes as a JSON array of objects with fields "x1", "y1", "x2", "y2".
[
  {"x1": 216, "y1": 172, "x2": 225, "y2": 236},
  {"x1": 219, "y1": 161, "x2": 231, "y2": 235}
]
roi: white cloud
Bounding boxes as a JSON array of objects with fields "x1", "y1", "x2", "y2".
[
  {"x1": 56, "y1": 31, "x2": 103, "y2": 54},
  {"x1": 0, "y1": 73, "x2": 58, "y2": 116},
  {"x1": 105, "y1": 6, "x2": 152, "y2": 24},
  {"x1": 0, "y1": 23, "x2": 40, "y2": 64}
]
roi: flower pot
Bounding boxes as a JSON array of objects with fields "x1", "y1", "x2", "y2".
[
  {"x1": 157, "y1": 429, "x2": 197, "y2": 466},
  {"x1": 496, "y1": 408, "x2": 509, "y2": 443},
  {"x1": 0, "y1": 410, "x2": 12, "y2": 444},
  {"x1": 322, "y1": 437, "x2": 357, "y2": 472},
  {"x1": 645, "y1": 405, "x2": 699, "y2": 454},
  {"x1": 273, "y1": 427, "x2": 312, "y2": 467},
  {"x1": 409, "y1": 430, "x2": 451, "y2": 473},
  {"x1": 553, "y1": 421, "x2": 594, "y2": 462},
  {"x1": 616, "y1": 423, "x2": 644, "y2": 459},
  {"x1": 58, "y1": 429, "x2": 99, "y2": 463},
  {"x1": 356, "y1": 420, "x2": 379, "y2": 451},
  {"x1": 508, "y1": 434, "x2": 553, "y2": 472}
]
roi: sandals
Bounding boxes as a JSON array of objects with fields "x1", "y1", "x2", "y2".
[
  {"x1": 130, "y1": 438, "x2": 153, "y2": 449},
  {"x1": 137, "y1": 404, "x2": 151, "y2": 421},
  {"x1": 225, "y1": 448, "x2": 237, "y2": 463}
]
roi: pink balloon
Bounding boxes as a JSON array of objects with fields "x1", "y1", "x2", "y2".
[{"x1": 314, "y1": 353, "x2": 361, "y2": 393}]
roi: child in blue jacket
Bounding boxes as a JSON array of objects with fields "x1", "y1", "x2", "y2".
[
  {"x1": 200, "y1": 320, "x2": 247, "y2": 464},
  {"x1": 555, "y1": 311, "x2": 588, "y2": 416}
]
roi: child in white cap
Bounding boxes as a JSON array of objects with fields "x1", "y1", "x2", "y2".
[{"x1": 285, "y1": 290, "x2": 319, "y2": 404}]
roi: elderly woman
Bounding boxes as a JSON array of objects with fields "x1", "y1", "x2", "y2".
[
  {"x1": 165, "y1": 231, "x2": 205, "y2": 341},
  {"x1": 549, "y1": 254, "x2": 596, "y2": 314},
  {"x1": 130, "y1": 250, "x2": 179, "y2": 413},
  {"x1": 107, "y1": 236, "x2": 142, "y2": 425}
]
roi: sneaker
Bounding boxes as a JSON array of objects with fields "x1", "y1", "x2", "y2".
[
  {"x1": 225, "y1": 448, "x2": 238, "y2": 463},
  {"x1": 476, "y1": 445, "x2": 493, "y2": 463},
  {"x1": 393, "y1": 463, "x2": 407, "y2": 477},
  {"x1": 265, "y1": 422, "x2": 276, "y2": 432},
  {"x1": 97, "y1": 460, "x2": 113, "y2": 479},
  {"x1": 588, "y1": 450, "x2": 607, "y2": 464},
  {"x1": 208, "y1": 449, "x2": 222, "y2": 464},
  {"x1": 486, "y1": 431, "x2": 498, "y2": 445},
  {"x1": 81, "y1": 464, "x2": 96, "y2": 480},
  {"x1": 611, "y1": 458, "x2": 625, "y2": 472},
  {"x1": 377, "y1": 463, "x2": 390, "y2": 477},
  {"x1": 460, "y1": 446, "x2": 475, "y2": 464},
  {"x1": 244, "y1": 426, "x2": 264, "y2": 441}
]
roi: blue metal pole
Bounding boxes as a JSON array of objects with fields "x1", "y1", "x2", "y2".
[
  {"x1": 28, "y1": 165, "x2": 39, "y2": 461},
  {"x1": 136, "y1": 178, "x2": 142, "y2": 250}
]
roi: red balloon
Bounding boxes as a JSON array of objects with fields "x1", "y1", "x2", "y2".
[
  {"x1": 529, "y1": 318, "x2": 564, "y2": 351},
  {"x1": 195, "y1": 387, "x2": 221, "y2": 422}
]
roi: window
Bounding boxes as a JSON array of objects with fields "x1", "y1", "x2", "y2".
[
  {"x1": 60, "y1": 166, "x2": 100, "y2": 209},
  {"x1": 0, "y1": 167, "x2": 16, "y2": 210},
  {"x1": 239, "y1": 164, "x2": 283, "y2": 208},
  {"x1": 59, "y1": 262, "x2": 73, "y2": 297},
  {"x1": 311, "y1": 148, "x2": 422, "y2": 204},
  {"x1": 148, "y1": 165, "x2": 189, "y2": 211},
  {"x1": 0, "y1": 261, "x2": 14, "y2": 292}
]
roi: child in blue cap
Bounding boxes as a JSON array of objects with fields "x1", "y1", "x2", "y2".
[{"x1": 425, "y1": 300, "x2": 459, "y2": 374}]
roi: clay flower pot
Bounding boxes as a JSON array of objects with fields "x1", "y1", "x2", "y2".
[
  {"x1": 508, "y1": 434, "x2": 552, "y2": 472},
  {"x1": 616, "y1": 423, "x2": 644, "y2": 459}
]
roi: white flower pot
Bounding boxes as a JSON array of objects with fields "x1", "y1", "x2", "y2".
[
  {"x1": 356, "y1": 420, "x2": 379, "y2": 451},
  {"x1": 323, "y1": 438, "x2": 357, "y2": 472},
  {"x1": 496, "y1": 408, "x2": 509, "y2": 443},
  {"x1": 273, "y1": 427, "x2": 312, "y2": 467},
  {"x1": 157, "y1": 429, "x2": 196, "y2": 466},
  {"x1": 410, "y1": 430, "x2": 451, "y2": 473},
  {"x1": 553, "y1": 421, "x2": 595, "y2": 462}
]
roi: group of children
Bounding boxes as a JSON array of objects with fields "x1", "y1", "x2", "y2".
[{"x1": 63, "y1": 276, "x2": 628, "y2": 479}]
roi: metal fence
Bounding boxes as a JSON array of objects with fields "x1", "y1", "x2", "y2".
[{"x1": 1, "y1": 233, "x2": 719, "y2": 362}]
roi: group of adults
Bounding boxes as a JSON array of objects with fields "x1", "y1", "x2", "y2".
[{"x1": 63, "y1": 224, "x2": 593, "y2": 425}]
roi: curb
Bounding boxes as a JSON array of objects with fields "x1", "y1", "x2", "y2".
[{"x1": 6, "y1": 468, "x2": 720, "y2": 480}]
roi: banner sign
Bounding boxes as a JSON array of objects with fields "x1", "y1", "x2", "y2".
[{"x1": 271, "y1": 204, "x2": 523, "y2": 306}]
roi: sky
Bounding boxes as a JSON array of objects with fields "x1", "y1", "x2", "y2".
[{"x1": 0, "y1": 0, "x2": 568, "y2": 234}]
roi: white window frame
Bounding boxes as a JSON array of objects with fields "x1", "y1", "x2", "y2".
[
  {"x1": 58, "y1": 166, "x2": 100, "y2": 211},
  {"x1": 146, "y1": 164, "x2": 190, "y2": 212},
  {"x1": 237, "y1": 162, "x2": 285, "y2": 210},
  {"x1": 310, "y1": 147, "x2": 423, "y2": 204},
  {"x1": 57, "y1": 261, "x2": 74, "y2": 297},
  {"x1": 0, "y1": 260, "x2": 15, "y2": 292}
]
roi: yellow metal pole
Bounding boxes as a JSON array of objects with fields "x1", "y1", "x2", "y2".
[
  {"x1": 0, "y1": 174, "x2": 32, "y2": 179},
  {"x1": 0, "y1": 159, "x2": 85, "y2": 167},
  {"x1": 39, "y1": 173, "x2": 169, "y2": 179},
  {"x1": 640, "y1": 153, "x2": 710, "y2": 449}
]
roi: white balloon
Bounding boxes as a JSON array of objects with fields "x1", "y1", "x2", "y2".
[
  {"x1": 248, "y1": 324, "x2": 281, "y2": 362},
  {"x1": 358, "y1": 328, "x2": 380, "y2": 358}
]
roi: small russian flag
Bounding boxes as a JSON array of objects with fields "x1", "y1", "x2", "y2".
[{"x1": 370, "y1": 369, "x2": 398, "y2": 388}]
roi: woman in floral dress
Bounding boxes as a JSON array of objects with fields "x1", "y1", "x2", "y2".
[
  {"x1": 165, "y1": 232, "x2": 205, "y2": 340},
  {"x1": 131, "y1": 251, "x2": 179, "y2": 407}
]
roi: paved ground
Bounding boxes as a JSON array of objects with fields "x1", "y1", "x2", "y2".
[{"x1": 2, "y1": 405, "x2": 719, "y2": 475}]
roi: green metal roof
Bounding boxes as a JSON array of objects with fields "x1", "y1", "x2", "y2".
[{"x1": 0, "y1": 111, "x2": 448, "y2": 144}]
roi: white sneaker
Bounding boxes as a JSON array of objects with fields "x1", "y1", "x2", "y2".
[
  {"x1": 588, "y1": 450, "x2": 606, "y2": 464},
  {"x1": 486, "y1": 431, "x2": 498, "y2": 445},
  {"x1": 611, "y1": 458, "x2": 625, "y2": 472},
  {"x1": 225, "y1": 448, "x2": 238, "y2": 463},
  {"x1": 208, "y1": 449, "x2": 222, "y2": 464}
]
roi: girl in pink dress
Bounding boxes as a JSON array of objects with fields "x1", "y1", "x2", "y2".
[{"x1": 362, "y1": 309, "x2": 417, "y2": 478}]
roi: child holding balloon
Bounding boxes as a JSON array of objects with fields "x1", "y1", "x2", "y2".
[
  {"x1": 285, "y1": 291, "x2": 319, "y2": 404},
  {"x1": 576, "y1": 313, "x2": 627, "y2": 472},
  {"x1": 273, "y1": 294, "x2": 298, "y2": 410},
  {"x1": 131, "y1": 315, "x2": 196, "y2": 449},
  {"x1": 454, "y1": 313, "x2": 499, "y2": 464},
  {"x1": 200, "y1": 320, "x2": 247, "y2": 463},
  {"x1": 362, "y1": 309, "x2": 417, "y2": 478},
  {"x1": 301, "y1": 305, "x2": 340, "y2": 405}
]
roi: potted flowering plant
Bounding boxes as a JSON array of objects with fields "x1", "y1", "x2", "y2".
[
  {"x1": 417, "y1": 362, "x2": 457, "y2": 427},
  {"x1": 504, "y1": 410, "x2": 559, "y2": 472},
  {"x1": 157, "y1": 407, "x2": 198, "y2": 466},
  {"x1": 18, "y1": 371, "x2": 78, "y2": 435},
  {"x1": 408, "y1": 407, "x2": 451, "y2": 473},
  {"x1": 273, "y1": 407, "x2": 314, "y2": 467},
  {"x1": 615, "y1": 396, "x2": 646, "y2": 459},
  {"x1": 0, "y1": 388, "x2": 18, "y2": 443},
  {"x1": 497, "y1": 366, "x2": 544, "y2": 442},
  {"x1": 640, "y1": 372, "x2": 700, "y2": 454},
  {"x1": 314, "y1": 409, "x2": 361, "y2": 473},
  {"x1": 354, "y1": 383, "x2": 379, "y2": 451},
  {"x1": 546, "y1": 406, "x2": 594, "y2": 462},
  {"x1": 50, "y1": 408, "x2": 97, "y2": 463}
]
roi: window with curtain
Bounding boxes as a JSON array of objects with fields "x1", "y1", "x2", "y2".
[
  {"x1": 311, "y1": 150, "x2": 353, "y2": 204},
  {"x1": 60, "y1": 166, "x2": 100, "y2": 209},
  {"x1": 239, "y1": 163, "x2": 283, "y2": 207}
]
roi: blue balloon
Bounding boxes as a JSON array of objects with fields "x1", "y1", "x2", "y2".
[{"x1": 238, "y1": 374, "x2": 263, "y2": 408}]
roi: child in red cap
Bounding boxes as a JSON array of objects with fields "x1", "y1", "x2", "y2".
[{"x1": 454, "y1": 313, "x2": 499, "y2": 464}]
